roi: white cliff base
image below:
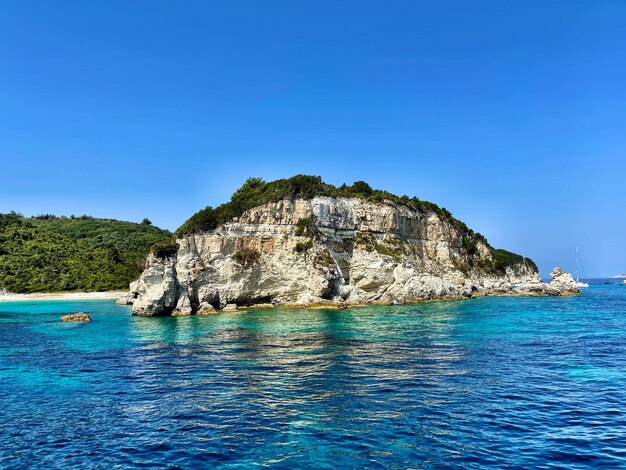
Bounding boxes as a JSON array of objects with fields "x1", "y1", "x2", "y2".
[{"x1": 121, "y1": 197, "x2": 579, "y2": 315}]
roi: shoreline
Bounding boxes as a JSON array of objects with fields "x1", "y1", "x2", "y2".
[
  {"x1": 0, "y1": 291, "x2": 126, "y2": 303},
  {"x1": 0, "y1": 278, "x2": 586, "y2": 307},
  {"x1": 135, "y1": 288, "x2": 583, "y2": 316}
]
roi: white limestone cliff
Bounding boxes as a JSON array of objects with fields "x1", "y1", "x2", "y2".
[{"x1": 121, "y1": 197, "x2": 578, "y2": 316}]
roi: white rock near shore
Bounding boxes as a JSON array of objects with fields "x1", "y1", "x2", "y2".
[
  {"x1": 509, "y1": 267, "x2": 579, "y2": 296},
  {"x1": 121, "y1": 197, "x2": 579, "y2": 316}
]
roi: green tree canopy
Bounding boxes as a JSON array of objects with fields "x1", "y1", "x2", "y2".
[{"x1": 0, "y1": 213, "x2": 171, "y2": 293}]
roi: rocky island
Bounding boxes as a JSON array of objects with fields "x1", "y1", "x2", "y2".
[{"x1": 120, "y1": 176, "x2": 579, "y2": 316}]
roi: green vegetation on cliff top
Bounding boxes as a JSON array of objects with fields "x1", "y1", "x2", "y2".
[
  {"x1": 176, "y1": 175, "x2": 483, "y2": 239},
  {"x1": 175, "y1": 175, "x2": 536, "y2": 273},
  {"x1": 492, "y1": 248, "x2": 538, "y2": 274},
  {"x1": 0, "y1": 213, "x2": 171, "y2": 293}
]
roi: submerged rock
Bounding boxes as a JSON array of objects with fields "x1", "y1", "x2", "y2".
[
  {"x1": 61, "y1": 312, "x2": 91, "y2": 322},
  {"x1": 125, "y1": 196, "x2": 579, "y2": 316}
]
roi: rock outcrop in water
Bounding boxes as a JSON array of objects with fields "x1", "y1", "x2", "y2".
[
  {"x1": 61, "y1": 312, "x2": 91, "y2": 322},
  {"x1": 507, "y1": 267, "x2": 579, "y2": 296},
  {"x1": 121, "y1": 181, "x2": 578, "y2": 316}
]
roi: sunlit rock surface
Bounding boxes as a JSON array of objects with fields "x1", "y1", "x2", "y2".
[{"x1": 125, "y1": 197, "x2": 577, "y2": 316}]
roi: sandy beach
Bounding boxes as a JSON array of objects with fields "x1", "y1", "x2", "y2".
[{"x1": 0, "y1": 291, "x2": 126, "y2": 302}]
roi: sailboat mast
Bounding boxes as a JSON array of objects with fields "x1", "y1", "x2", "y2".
[{"x1": 576, "y1": 246, "x2": 580, "y2": 282}]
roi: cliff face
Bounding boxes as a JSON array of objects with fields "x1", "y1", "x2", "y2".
[{"x1": 123, "y1": 197, "x2": 578, "y2": 316}]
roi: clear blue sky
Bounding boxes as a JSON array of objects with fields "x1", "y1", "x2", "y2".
[{"x1": 1, "y1": 1, "x2": 624, "y2": 277}]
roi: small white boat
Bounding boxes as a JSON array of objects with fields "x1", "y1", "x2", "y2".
[
  {"x1": 622, "y1": 280, "x2": 626, "y2": 286},
  {"x1": 575, "y1": 247, "x2": 589, "y2": 288}
]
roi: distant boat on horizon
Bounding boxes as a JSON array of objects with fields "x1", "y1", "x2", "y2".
[{"x1": 576, "y1": 247, "x2": 589, "y2": 288}]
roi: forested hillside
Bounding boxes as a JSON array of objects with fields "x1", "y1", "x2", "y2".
[{"x1": 0, "y1": 213, "x2": 171, "y2": 293}]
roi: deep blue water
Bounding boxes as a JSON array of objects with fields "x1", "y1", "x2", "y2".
[{"x1": 1, "y1": 282, "x2": 626, "y2": 469}]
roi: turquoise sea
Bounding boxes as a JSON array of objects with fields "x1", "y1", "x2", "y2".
[{"x1": 1, "y1": 281, "x2": 625, "y2": 468}]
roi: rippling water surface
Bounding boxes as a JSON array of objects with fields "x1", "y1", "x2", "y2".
[{"x1": 1, "y1": 283, "x2": 625, "y2": 468}]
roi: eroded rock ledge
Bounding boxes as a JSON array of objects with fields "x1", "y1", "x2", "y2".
[{"x1": 119, "y1": 197, "x2": 578, "y2": 316}]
